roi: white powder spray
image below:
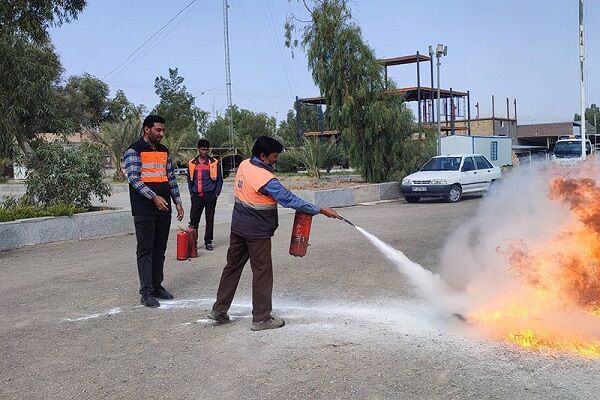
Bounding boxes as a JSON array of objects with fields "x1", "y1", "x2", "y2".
[{"x1": 355, "y1": 226, "x2": 448, "y2": 301}]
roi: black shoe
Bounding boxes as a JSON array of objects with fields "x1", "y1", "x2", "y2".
[
  {"x1": 152, "y1": 287, "x2": 174, "y2": 300},
  {"x1": 205, "y1": 243, "x2": 214, "y2": 251},
  {"x1": 141, "y1": 294, "x2": 160, "y2": 308}
]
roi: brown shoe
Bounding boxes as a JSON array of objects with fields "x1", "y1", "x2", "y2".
[
  {"x1": 208, "y1": 310, "x2": 230, "y2": 324},
  {"x1": 251, "y1": 316, "x2": 285, "y2": 331}
]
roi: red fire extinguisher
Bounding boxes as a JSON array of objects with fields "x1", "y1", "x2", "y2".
[
  {"x1": 177, "y1": 230, "x2": 189, "y2": 260},
  {"x1": 187, "y1": 227, "x2": 198, "y2": 258},
  {"x1": 289, "y1": 211, "x2": 313, "y2": 257},
  {"x1": 176, "y1": 227, "x2": 198, "y2": 261}
]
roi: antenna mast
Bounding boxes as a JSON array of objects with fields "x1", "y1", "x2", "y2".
[{"x1": 223, "y1": 0, "x2": 235, "y2": 160}]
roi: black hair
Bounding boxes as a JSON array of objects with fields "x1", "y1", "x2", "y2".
[
  {"x1": 251, "y1": 136, "x2": 283, "y2": 158},
  {"x1": 142, "y1": 115, "x2": 165, "y2": 129},
  {"x1": 197, "y1": 139, "x2": 210, "y2": 148}
]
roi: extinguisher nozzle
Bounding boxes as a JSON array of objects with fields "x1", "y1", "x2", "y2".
[{"x1": 337, "y1": 215, "x2": 356, "y2": 227}]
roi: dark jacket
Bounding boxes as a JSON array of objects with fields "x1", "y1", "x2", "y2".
[{"x1": 187, "y1": 156, "x2": 223, "y2": 197}]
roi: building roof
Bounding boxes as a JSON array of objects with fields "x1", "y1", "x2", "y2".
[
  {"x1": 517, "y1": 121, "x2": 597, "y2": 138},
  {"x1": 297, "y1": 87, "x2": 468, "y2": 105},
  {"x1": 516, "y1": 122, "x2": 573, "y2": 138},
  {"x1": 378, "y1": 54, "x2": 431, "y2": 66},
  {"x1": 386, "y1": 87, "x2": 468, "y2": 102}
]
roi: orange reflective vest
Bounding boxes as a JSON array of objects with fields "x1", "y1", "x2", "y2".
[
  {"x1": 188, "y1": 158, "x2": 219, "y2": 181},
  {"x1": 234, "y1": 159, "x2": 277, "y2": 209},
  {"x1": 231, "y1": 159, "x2": 279, "y2": 238},
  {"x1": 127, "y1": 137, "x2": 172, "y2": 216},
  {"x1": 140, "y1": 151, "x2": 168, "y2": 183}
]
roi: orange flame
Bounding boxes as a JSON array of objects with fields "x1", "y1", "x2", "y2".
[{"x1": 468, "y1": 176, "x2": 600, "y2": 357}]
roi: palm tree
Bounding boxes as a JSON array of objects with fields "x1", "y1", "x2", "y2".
[
  {"x1": 288, "y1": 137, "x2": 342, "y2": 179},
  {"x1": 89, "y1": 118, "x2": 142, "y2": 181},
  {"x1": 161, "y1": 128, "x2": 198, "y2": 168}
]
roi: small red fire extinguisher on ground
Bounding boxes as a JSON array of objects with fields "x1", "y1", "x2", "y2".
[
  {"x1": 177, "y1": 227, "x2": 198, "y2": 261},
  {"x1": 289, "y1": 211, "x2": 313, "y2": 257},
  {"x1": 187, "y1": 227, "x2": 198, "y2": 258}
]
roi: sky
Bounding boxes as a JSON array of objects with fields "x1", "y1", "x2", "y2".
[{"x1": 49, "y1": 0, "x2": 599, "y2": 125}]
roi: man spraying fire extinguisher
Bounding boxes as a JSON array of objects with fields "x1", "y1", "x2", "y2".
[
  {"x1": 208, "y1": 136, "x2": 338, "y2": 331},
  {"x1": 187, "y1": 139, "x2": 223, "y2": 251}
]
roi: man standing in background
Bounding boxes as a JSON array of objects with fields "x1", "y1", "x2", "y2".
[
  {"x1": 123, "y1": 115, "x2": 184, "y2": 308},
  {"x1": 187, "y1": 139, "x2": 223, "y2": 251}
]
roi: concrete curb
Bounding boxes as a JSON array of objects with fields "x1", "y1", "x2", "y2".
[
  {"x1": 294, "y1": 182, "x2": 400, "y2": 208},
  {"x1": 0, "y1": 182, "x2": 400, "y2": 251},
  {"x1": 0, "y1": 209, "x2": 133, "y2": 251}
]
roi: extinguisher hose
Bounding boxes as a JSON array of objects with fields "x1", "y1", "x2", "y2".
[{"x1": 337, "y1": 215, "x2": 356, "y2": 227}]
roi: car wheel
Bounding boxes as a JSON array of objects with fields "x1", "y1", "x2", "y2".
[
  {"x1": 447, "y1": 184, "x2": 462, "y2": 203},
  {"x1": 405, "y1": 196, "x2": 420, "y2": 203},
  {"x1": 485, "y1": 179, "x2": 498, "y2": 195}
]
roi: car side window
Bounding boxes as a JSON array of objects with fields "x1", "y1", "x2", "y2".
[
  {"x1": 462, "y1": 157, "x2": 475, "y2": 171},
  {"x1": 483, "y1": 156, "x2": 494, "y2": 168},
  {"x1": 474, "y1": 156, "x2": 490, "y2": 170}
]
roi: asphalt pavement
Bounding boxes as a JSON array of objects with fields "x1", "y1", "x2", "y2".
[{"x1": 1, "y1": 198, "x2": 599, "y2": 399}]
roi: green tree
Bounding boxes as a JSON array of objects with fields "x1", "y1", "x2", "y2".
[
  {"x1": 152, "y1": 68, "x2": 208, "y2": 149},
  {"x1": 0, "y1": 0, "x2": 87, "y2": 157},
  {"x1": 276, "y1": 110, "x2": 299, "y2": 146},
  {"x1": 104, "y1": 89, "x2": 145, "y2": 122},
  {"x1": 0, "y1": 0, "x2": 86, "y2": 43},
  {"x1": 286, "y1": 0, "x2": 422, "y2": 182},
  {"x1": 24, "y1": 141, "x2": 111, "y2": 208},
  {"x1": 0, "y1": 32, "x2": 64, "y2": 157},
  {"x1": 89, "y1": 117, "x2": 142, "y2": 181},
  {"x1": 205, "y1": 106, "x2": 277, "y2": 156},
  {"x1": 203, "y1": 112, "x2": 231, "y2": 148},
  {"x1": 575, "y1": 104, "x2": 600, "y2": 128},
  {"x1": 56, "y1": 73, "x2": 110, "y2": 129}
]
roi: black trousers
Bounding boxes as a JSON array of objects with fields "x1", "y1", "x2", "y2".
[
  {"x1": 133, "y1": 213, "x2": 171, "y2": 295},
  {"x1": 213, "y1": 232, "x2": 273, "y2": 322},
  {"x1": 188, "y1": 193, "x2": 217, "y2": 245}
]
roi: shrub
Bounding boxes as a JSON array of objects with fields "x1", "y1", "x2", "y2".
[
  {"x1": 0, "y1": 196, "x2": 83, "y2": 222},
  {"x1": 275, "y1": 151, "x2": 300, "y2": 173},
  {"x1": 288, "y1": 138, "x2": 345, "y2": 179},
  {"x1": 24, "y1": 141, "x2": 111, "y2": 208}
]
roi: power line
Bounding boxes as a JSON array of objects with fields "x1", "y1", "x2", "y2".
[
  {"x1": 73, "y1": 0, "x2": 110, "y2": 68},
  {"x1": 238, "y1": 1, "x2": 289, "y2": 97},
  {"x1": 111, "y1": 1, "x2": 199, "y2": 80},
  {"x1": 102, "y1": 0, "x2": 198, "y2": 80},
  {"x1": 264, "y1": 0, "x2": 295, "y2": 95}
]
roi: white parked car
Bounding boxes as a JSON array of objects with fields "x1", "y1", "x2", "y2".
[{"x1": 401, "y1": 154, "x2": 501, "y2": 203}]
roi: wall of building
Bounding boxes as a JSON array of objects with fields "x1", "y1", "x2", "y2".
[
  {"x1": 440, "y1": 135, "x2": 512, "y2": 166},
  {"x1": 454, "y1": 118, "x2": 517, "y2": 141}
]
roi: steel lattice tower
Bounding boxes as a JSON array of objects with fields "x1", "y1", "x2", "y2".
[{"x1": 223, "y1": 0, "x2": 235, "y2": 160}]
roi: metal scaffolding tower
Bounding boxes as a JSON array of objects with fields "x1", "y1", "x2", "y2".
[{"x1": 223, "y1": 0, "x2": 235, "y2": 155}]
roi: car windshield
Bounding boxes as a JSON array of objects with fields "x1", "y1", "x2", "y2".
[
  {"x1": 554, "y1": 141, "x2": 582, "y2": 158},
  {"x1": 420, "y1": 157, "x2": 462, "y2": 171}
]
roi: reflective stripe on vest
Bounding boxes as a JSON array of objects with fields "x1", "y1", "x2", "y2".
[
  {"x1": 234, "y1": 159, "x2": 277, "y2": 209},
  {"x1": 141, "y1": 152, "x2": 168, "y2": 183},
  {"x1": 188, "y1": 158, "x2": 219, "y2": 181}
]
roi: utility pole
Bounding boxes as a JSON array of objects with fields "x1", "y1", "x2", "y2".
[
  {"x1": 223, "y1": 0, "x2": 235, "y2": 164},
  {"x1": 579, "y1": 0, "x2": 586, "y2": 159},
  {"x1": 429, "y1": 44, "x2": 447, "y2": 155}
]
